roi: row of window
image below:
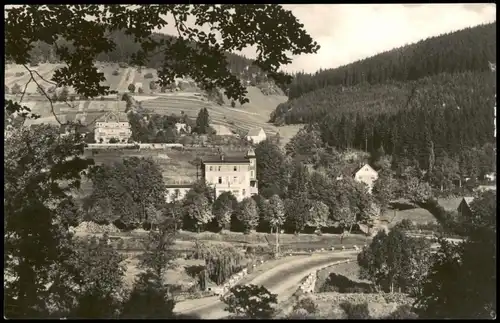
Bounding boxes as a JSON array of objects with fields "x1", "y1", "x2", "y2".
[
  {"x1": 211, "y1": 172, "x2": 254, "y2": 185},
  {"x1": 208, "y1": 165, "x2": 243, "y2": 172}
]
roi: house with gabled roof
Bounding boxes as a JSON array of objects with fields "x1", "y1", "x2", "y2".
[
  {"x1": 245, "y1": 127, "x2": 266, "y2": 144},
  {"x1": 352, "y1": 163, "x2": 379, "y2": 194},
  {"x1": 457, "y1": 196, "x2": 475, "y2": 219}
]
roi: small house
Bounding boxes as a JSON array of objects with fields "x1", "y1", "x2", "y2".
[
  {"x1": 457, "y1": 197, "x2": 475, "y2": 219},
  {"x1": 352, "y1": 163, "x2": 379, "y2": 194},
  {"x1": 246, "y1": 127, "x2": 266, "y2": 145}
]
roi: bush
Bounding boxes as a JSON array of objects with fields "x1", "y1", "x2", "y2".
[
  {"x1": 394, "y1": 219, "x2": 415, "y2": 231},
  {"x1": 339, "y1": 302, "x2": 371, "y2": 319},
  {"x1": 112, "y1": 70, "x2": 120, "y2": 76},
  {"x1": 320, "y1": 273, "x2": 375, "y2": 293},
  {"x1": 222, "y1": 284, "x2": 278, "y2": 319},
  {"x1": 144, "y1": 73, "x2": 154, "y2": 79},
  {"x1": 128, "y1": 83, "x2": 136, "y2": 93},
  {"x1": 385, "y1": 304, "x2": 418, "y2": 319},
  {"x1": 119, "y1": 62, "x2": 128, "y2": 68},
  {"x1": 138, "y1": 87, "x2": 144, "y2": 94},
  {"x1": 11, "y1": 83, "x2": 22, "y2": 95},
  {"x1": 292, "y1": 297, "x2": 318, "y2": 314}
]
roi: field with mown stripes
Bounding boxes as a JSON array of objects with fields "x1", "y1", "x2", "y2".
[{"x1": 5, "y1": 62, "x2": 302, "y2": 146}]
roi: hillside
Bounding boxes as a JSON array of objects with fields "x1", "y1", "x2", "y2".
[
  {"x1": 22, "y1": 30, "x2": 280, "y2": 91},
  {"x1": 283, "y1": 71, "x2": 495, "y2": 169},
  {"x1": 5, "y1": 62, "x2": 299, "y2": 143},
  {"x1": 283, "y1": 22, "x2": 496, "y2": 100}
]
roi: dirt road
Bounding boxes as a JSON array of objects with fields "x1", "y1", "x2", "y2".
[{"x1": 174, "y1": 251, "x2": 359, "y2": 319}]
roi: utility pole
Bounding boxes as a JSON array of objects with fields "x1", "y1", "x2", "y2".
[{"x1": 275, "y1": 225, "x2": 280, "y2": 258}]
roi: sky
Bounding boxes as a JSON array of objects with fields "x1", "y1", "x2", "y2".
[{"x1": 157, "y1": 4, "x2": 496, "y2": 74}]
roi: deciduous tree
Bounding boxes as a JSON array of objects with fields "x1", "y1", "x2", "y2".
[
  {"x1": 184, "y1": 194, "x2": 213, "y2": 232},
  {"x1": 306, "y1": 200, "x2": 330, "y2": 233},
  {"x1": 222, "y1": 284, "x2": 278, "y2": 319},
  {"x1": 212, "y1": 191, "x2": 237, "y2": 230},
  {"x1": 357, "y1": 228, "x2": 432, "y2": 294},
  {"x1": 267, "y1": 194, "x2": 286, "y2": 233},
  {"x1": 236, "y1": 198, "x2": 259, "y2": 233},
  {"x1": 255, "y1": 140, "x2": 289, "y2": 197}
]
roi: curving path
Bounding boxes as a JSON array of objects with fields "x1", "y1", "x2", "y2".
[{"x1": 174, "y1": 251, "x2": 359, "y2": 319}]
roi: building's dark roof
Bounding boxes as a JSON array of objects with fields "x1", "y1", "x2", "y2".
[{"x1": 202, "y1": 157, "x2": 249, "y2": 164}]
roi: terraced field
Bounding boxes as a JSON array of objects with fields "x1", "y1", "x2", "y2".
[{"x1": 6, "y1": 62, "x2": 302, "y2": 145}]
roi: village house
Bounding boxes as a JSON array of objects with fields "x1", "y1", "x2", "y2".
[
  {"x1": 175, "y1": 123, "x2": 191, "y2": 135},
  {"x1": 164, "y1": 148, "x2": 258, "y2": 203},
  {"x1": 352, "y1": 163, "x2": 379, "y2": 194},
  {"x1": 165, "y1": 184, "x2": 192, "y2": 203},
  {"x1": 245, "y1": 127, "x2": 267, "y2": 144},
  {"x1": 457, "y1": 197, "x2": 475, "y2": 219},
  {"x1": 94, "y1": 110, "x2": 132, "y2": 143}
]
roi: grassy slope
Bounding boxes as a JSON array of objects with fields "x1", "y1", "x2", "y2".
[{"x1": 5, "y1": 62, "x2": 301, "y2": 145}]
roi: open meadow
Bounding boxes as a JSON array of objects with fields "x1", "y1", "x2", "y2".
[{"x1": 5, "y1": 63, "x2": 302, "y2": 145}]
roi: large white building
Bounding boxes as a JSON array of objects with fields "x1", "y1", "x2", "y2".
[
  {"x1": 94, "y1": 110, "x2": 132, "y2": 143},
  {"x1": 165, "y1": 148, "x2": 258, "y2": 203}
]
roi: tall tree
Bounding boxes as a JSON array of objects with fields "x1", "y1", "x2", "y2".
[
  {"x1": 287, "y1": 162, "x2": 311, "y2": 199},
  {"x1": 183, "y1": 193, "x2": 213, "y2": 232},
  {"x1": 195, "y1": 108, "x2": 210, "y2": 134},
  {"x1": 212, "y1": 191, "x2": 237, "y2": 231},
  {"x1": 357, "y1": 228, "x2": 432, "y2": 294},
  {"x1": 306, "y1": 200, "x2": 330, "y2": 233},
  {"x1": 267, "y1": 194, "x2": 286, "y2": 234},
  {"x1": 236, "y1": 198, "x2": 259, "y2": 233},
  {"x1": 255, "y1": 140, "x2": 289, "y2": 197}
]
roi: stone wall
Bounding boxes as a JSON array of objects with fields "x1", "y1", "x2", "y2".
[{"x1": 313, "y1": 292, "x2": 414, "y2": 305}]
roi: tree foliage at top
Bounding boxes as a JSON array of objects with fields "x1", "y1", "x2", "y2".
[
  {"x1": 283, "y1": 22, "x2": 495, "y2": 100},
  {"x1": 5, "y1": 4, "x2": 319, "y2": 104}
]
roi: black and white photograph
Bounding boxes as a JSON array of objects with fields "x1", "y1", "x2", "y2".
[{"x1": 4, "y1": 4, "x2": 496, "y2": 319}]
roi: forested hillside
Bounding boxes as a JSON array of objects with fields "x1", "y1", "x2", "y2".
[
  {"x1": 283, "y1": 22, "x2": 496, "y2": 99},
  {"x1": 24, "y1": 30, "x2": 270, "y2": 86},
  {"x1": 281, "y1": 71, "x2": 496, "y2": 171}
]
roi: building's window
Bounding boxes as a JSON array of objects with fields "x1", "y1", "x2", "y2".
[
  {"x1": 232, "y1": 190, "x2": 239, "y2": 196},
  {"x1": 218, "y1": 177, "x2": 222, "y2": 184},
  {"x1": 242, "y1": 189, "x2": 246, "y2": 196},
  {"x1": 250, "y1": 182, "x2": 255, "y2": 187},
  {"x1": 250, "y1": 170, "x2": 254, "y2": 178},
  {"x1": 233, "y1": 176, "x2": 237, "y2": 183},
  {"x1": 234, "y1": 166, "x2": 238, "y2": 171},
  {"x1": 218, "y1": 166, "x2": 222, "y2": 171},
  {"x1": 209, "y1": 166, "x2": 213, "y2": 171},
  {"x1": 250, "y1": 159, "x2": 254, "y2": 166}
]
